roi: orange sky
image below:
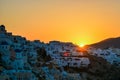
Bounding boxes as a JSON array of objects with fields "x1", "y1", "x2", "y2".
[{"x1": 0, "y1": 0, "x2": 120, "y2": 45}]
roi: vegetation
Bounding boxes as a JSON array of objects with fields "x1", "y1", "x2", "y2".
[{"x1": 37, "y1": 47, "x2": 51, "y2": 62}]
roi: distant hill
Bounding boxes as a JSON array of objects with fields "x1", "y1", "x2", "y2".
[{"x1": 87, "y1": 37, "x2": 120, "y2": 49}]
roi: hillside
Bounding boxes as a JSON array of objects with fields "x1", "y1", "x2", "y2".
[{"x1": 88, "y1": 37, "x2": 120, "y2": 49}]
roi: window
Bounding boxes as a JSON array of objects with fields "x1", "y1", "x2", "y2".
[
  {"x1": 1, "y1": 28, "x2": 4, "y2": 31},
  {"x1": 6, "y1": 46, "x2": 8, "y2": 49},
  {"x1": 73, "y1": 63, "x2": 77, "y2": 65}
]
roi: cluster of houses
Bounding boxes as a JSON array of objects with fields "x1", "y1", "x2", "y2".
[
  {"x1": 87, "y1": 47, "x2": 120, "y2": 66},
  {"x1": 45, "y1": 41, "x2": 90, "y2": 67},
  {"x1": 1, "y1": 25, "x2": 120, "y2": 80},
  {"x1": 0, "y1": 25, "x2": 89, "y2": 80},
  {"x1": 0, "y1": 25, "x2": 38, "y2": 80}
]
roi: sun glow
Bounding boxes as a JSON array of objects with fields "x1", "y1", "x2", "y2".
[{"x1": 79, "y1": 44, "x2": 85, "y2": 47}]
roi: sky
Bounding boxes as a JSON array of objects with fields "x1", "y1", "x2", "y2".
[{"x1": 0, "y1": 0, "x2": 120, "y2": 45}]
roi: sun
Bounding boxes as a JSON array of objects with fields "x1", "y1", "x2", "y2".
[{"x1": 79, "y1": 44, "x2": 85, "y2": 47}]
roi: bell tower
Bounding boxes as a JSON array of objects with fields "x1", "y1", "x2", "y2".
[{"x1": 0, "y1": 25, "x2": 6, "y2": 33}]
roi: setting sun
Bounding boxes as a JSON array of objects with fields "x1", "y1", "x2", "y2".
[{"x1": 80, "y1": 44, "x2": 85, "y2": 47}]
